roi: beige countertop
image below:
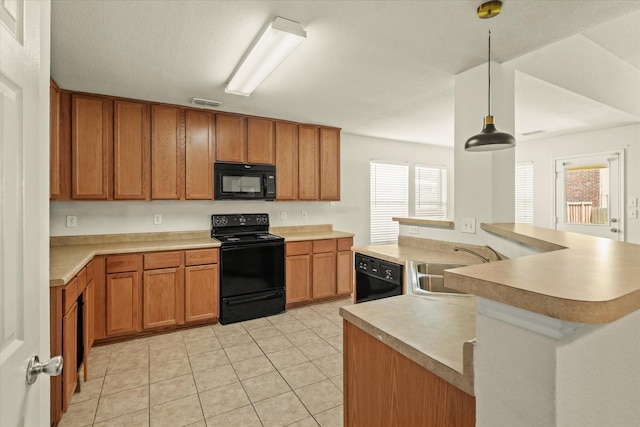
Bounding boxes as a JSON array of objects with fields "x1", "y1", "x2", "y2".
[
  {"x1": 50, "y1": 231, "x2": 220, "y2": 287},
  {"x1": 351, "y1": 235, "x2": 490, "y2": 266},
  {"x1": 50, "y1": 225, "x2": 355, "y2": 287},
  {"x1": 445, "y1": 223, "x2": 640, "y2": 324},
  {"x1": 340, "y1": 294, "x2": 476, "y2": 396},
  {"x1": 270, "y1": 224, "x2": 354, "y2": 242}
]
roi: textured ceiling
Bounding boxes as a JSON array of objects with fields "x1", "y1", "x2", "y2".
[{"x1": 51, "y1": 1, "x2": 640, "y2": 147}]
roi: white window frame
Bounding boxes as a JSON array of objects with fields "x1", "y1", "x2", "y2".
[
  {"x1": 515, "y1": 161, "x2": 533, "y2": 224},
  {"x1": 370, "y1": 161, "x2": 409, "y2": 244},
  {"x1": 414, "y1": 163, "x2": 448, "y2": 219}
]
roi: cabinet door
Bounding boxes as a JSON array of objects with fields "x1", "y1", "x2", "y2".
[
  {"x1": 319, "y1": 127, "x2": 340, "y2": 200},
  {"x1": 151, "y1": 105, "x2": 183, "y2": 199},
  {"x1": 215, "y1": 113, "x2": 246, "y2": 163},
  {"x1": 62, "y1": 301, "x2": 77, "y2": 411},
  {"x1": 91, "y1": 256, "x2": 106, "y2": 341},
  {"x1": 84, "y1": 280, "x2": 95, "y2": 356},
  {"x1": 247, "y1": 117, "x2": 274, "y2": 164},
  {"x1": 185, "y1": 110, "x2": 214, "y2": 199},
  {"x1": 105, "y1": 271, "x2": 140, "y2": 336},
  {"x1": 71, "y1": 94, "x2": 111, "y2": 199},
  {"x1": 143, "y1": 267, "x2": 184, "y2": 329},
  {"x1": 275, "y1": 121, "x2": 298, "y2": 200},
  {"x1": 286, "y1": 254, "x2": 311, "y2": 305},
  {"x1": 298, "y1": 125, "x2": 320, "y2": 200},
  {"x1": 312, "y1": 252, "x2": 336, "y2": 300},
  {"x1": 50, "y1": 82, "x2": 71, "y2": 200},
  {"x1": 336, "y1": 250, "x2": 353, "y2": 296},
  {"x1": 113, "y1": 100, "x2": 150, "y2": 199},
  {"x1": 185, "y1": 264, "x2": 219, "y2": 323}
]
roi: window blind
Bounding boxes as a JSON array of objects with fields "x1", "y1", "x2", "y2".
[
  {"x1": 415, "y1": 164, "x2": 447, "y2": 219},
  {"x1": 370, "y1": 161, "x2": 408, "y2": 244},
  {"x1": 515, "y1": 161, "x2": 533, "y2": 224}
]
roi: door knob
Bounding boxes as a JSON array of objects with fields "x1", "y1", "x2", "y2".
[
  {"x1": 26, "y1": 355, "x2": 63, "y2": 385},
  {"x1": 611, "y1": 228, "x2": 619, "y2": 233}
]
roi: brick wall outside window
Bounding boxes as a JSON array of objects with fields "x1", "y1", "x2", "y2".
[{"x1": 566, "y1": 169, "x2": 601, "y2": 207}]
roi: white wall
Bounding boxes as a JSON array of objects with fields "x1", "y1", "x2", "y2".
[
  {"x1": 50, "y1": 133, "x2": 454, "y2": 246},
  {"x1": 516, "y1": 124, "x2": 640, "y2": 244}
]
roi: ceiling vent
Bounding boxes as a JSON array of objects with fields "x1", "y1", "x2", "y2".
[{"x1": 191, "y1": 97, "x2": 222, "y2": 108}]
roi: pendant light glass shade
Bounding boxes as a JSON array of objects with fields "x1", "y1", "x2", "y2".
[{"x1": 465, "y1": 29, "x2": 515, "y2": 152}]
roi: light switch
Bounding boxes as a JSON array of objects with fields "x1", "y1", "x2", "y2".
[
  {"x1": 629, "y1": 197, "x2": 638, "y2": 208},
  {"x1": 630, "y1": 209, "x2": 638, "y2": 219},
  {"x1": 462, "y1": 218, "x2": 476, "y2": 234}
]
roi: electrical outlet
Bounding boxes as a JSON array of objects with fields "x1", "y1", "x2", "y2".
[
  {"x1": 462, "y1": 217, "x2": 476, "y2": 234},
  {"x1": 153, "y1": 214, "x2": 162, "y2": 225},
  {"x1": 409, "y1": 226, "x2": 419, "y2": 234},
  {"x1": 280, "y1": 211, "x2": 287, "y2": 220},
  {"x1": 66, "y1": 216, "x2": 77, "y2": 227},
  {"x1": 301, "y1": 210, "x2": 307, "y2": 219}
]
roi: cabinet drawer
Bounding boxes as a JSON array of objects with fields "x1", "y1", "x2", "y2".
[
  {"x1": 313, "y1": 239, "x2": 336, "y2": 254},
  {"x1": 63, "y1": 277, "x2": 78, "y2": 314},
  {"x1": 337, "y1": 237, "x2": 353, "y2": 252},
  {"x1": 185, "y1": 249, "x2": 218, "y2": 266},
  {"x1": 287, "y1": 241, "x2": 311, "y2": 256},
  {"x1": 106, "y1": 254, "x2": 139, "y2": 273},
  {"x1": 144, "y1": 251, "x2": 182, "y2": 270}
]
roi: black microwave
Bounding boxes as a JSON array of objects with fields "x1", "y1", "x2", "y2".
[{"x1": 214, "y1": 162, "x2": 276, "y2": 201}]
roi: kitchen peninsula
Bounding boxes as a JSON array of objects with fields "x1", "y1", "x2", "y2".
[{"x1": 341, "y1": 223, "x2": 640, "y2": 427}]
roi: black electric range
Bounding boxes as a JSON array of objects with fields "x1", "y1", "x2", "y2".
[{"x1": 211, "y1": 213, "x2": 285, "y2": 324}]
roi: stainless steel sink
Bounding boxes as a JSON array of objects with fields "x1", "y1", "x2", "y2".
[{"x1": 407, "y1": 260, "x2": 472, "y2": 296}]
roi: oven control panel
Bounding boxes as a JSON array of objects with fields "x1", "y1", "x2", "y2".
[{"x1": 212, "y1": 213, "x2": 270, "y2": 229}]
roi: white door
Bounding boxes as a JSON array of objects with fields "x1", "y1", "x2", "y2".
[
  {"x1": 1, "y1": 0, "x2": 51, "y2": 425},
  {"x1": 554, "y1": 151, "x2": 624, "y2": 240}
]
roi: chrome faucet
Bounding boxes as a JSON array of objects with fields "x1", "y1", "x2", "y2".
[{"x1": 453, "y1": 247, "x2": 491, "y2": 263}]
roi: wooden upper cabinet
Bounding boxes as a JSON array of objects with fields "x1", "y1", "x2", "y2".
[
  {"x1": 319, "y1": 127, "x2": 340, "y2": 200},
  {"x1": 216, "y1": 113, "x2": 246, "y2": 163},
  {"x1": 71, "y1": 94, "x2": 111, "y2": 199},
  {"x1": 298, "y1": 125, "x2": 320, "y2": 200},
  {"x1": 275, "y1": 121, "x2": 298, "y2": 201},
  {"x1": 50, "y1": 81, "x2": 71, "y2": 200},
  {"x1": 185, "y1": 110, "x2": 214, "y2": 200},
  {"x1": 113, "y1": 100, "x2": 150, "y2": 200},
  {"x1": 151, "y1": 105, "x2": 183, "y2": 199},
  {"x1": 247, "y1": 117, "x2": 275, "y2": 164}
]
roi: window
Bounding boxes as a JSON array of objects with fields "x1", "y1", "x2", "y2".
[
  {"x1": 370, "y1": 161, "x2": 408, "y2": 244},
  {"x1": 415, "y1": 164, "x2": 447, "y2": 219},
  {"x1": 515, "y1": 161, "x2": 533, "y2": 224}
]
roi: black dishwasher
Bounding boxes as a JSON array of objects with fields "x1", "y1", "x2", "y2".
[{"x1": 355, "y1": 253, "x2": 403, "y2": 303}]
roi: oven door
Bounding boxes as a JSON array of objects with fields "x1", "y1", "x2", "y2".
[{"x1": 219, "y1": 242, "x2": 285, "y2": 298}]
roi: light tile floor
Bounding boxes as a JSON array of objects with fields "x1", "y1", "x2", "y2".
[{"x1": 58, "y1": 298, "x2": 351, "y2": 427}]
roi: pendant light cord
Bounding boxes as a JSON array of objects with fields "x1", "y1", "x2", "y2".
[{"x1": 488, "y1": 29, "x2": 491, "y2": 117}]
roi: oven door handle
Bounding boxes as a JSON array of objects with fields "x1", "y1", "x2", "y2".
[
  {"x1": 221, "y1": 241, "x2": 283, "y2": 251},
  {"x1": 225, "y1": 291, "x2": 284, "y2": 306}
]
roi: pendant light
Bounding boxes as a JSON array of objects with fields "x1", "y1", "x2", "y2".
[{"x1": 464, "y1": 3, "x2": 516, "y2": 151}]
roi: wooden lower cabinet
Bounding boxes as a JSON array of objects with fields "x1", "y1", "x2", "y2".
[
  {"x1": 61, "y1": 301, "x2": 78, "y2": 412},
  {"x1": 344, "y1": 321, "x2": 475, "y2": 427},
  {"x1": 312, "y1": 251, "x2": 336, "y2": 299},
  {"x1": 185, "y1": 264, "x2": 219, "y2": 323},
  {"x1": 143, "y1": 267, "x2": 184, "y2": 329},
  {"x1": 285, "y1": 238, "x2": 353, "y2": 307},
  {"x1": 285, "y1": 254, "x2": 312, "y2": 305},
  {"x1": 105, "y1": 271, "x2": 141, "y2": 336}
]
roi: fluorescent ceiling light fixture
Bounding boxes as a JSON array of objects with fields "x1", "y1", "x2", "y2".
[{"x1": 225, "y1": 17, "x2": 306, "y2": 96}]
